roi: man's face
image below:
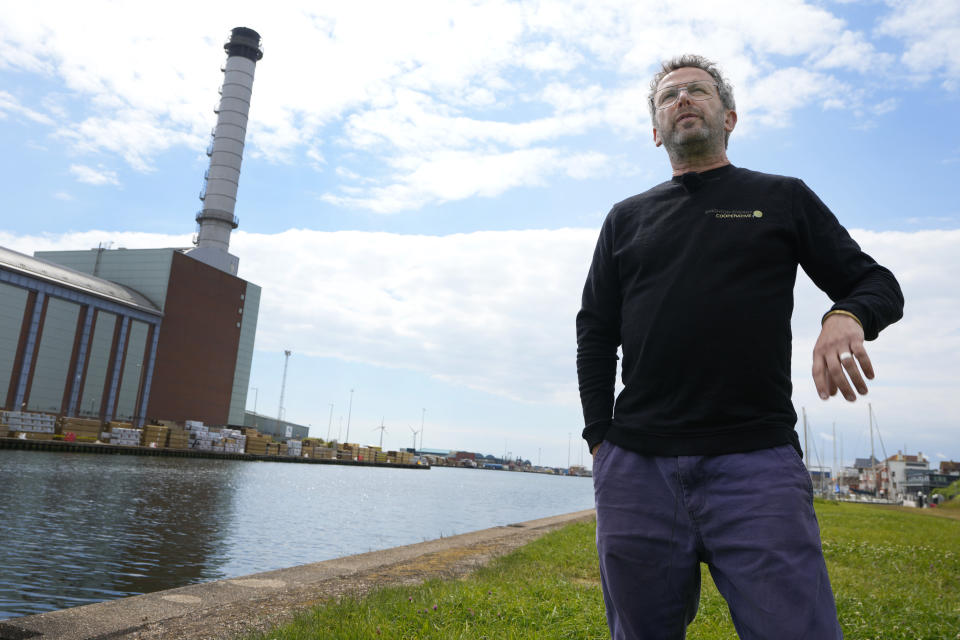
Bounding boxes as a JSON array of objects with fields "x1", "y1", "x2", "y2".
[{"x1": 652, "y1": 67, "x2": 735, "y2": 155}]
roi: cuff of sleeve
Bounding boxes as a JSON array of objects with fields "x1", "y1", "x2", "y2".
[
  {"x1": 582, "y1": 421, "x2": 610, "y2": 453},
  {"x1": 822, "y1": 308, "x2": 862, "y2": 329},
  {"x1": 823, "y1": 304, "x2": 879, "y2": 340}
]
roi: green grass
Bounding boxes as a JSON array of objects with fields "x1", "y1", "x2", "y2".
[{"x1": 247, "y1": 502, "x2": 960, "y2": 639}]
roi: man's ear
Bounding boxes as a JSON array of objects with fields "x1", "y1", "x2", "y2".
[
  {"x1": 725, "y1": 109, "x2": 737, "y2": 134},
  {"x1": 653, "y1": 125, "x2": 662, "y2": 147}
]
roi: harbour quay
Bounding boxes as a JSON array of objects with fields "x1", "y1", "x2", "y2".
[{"x1": 0, "y1": 410, "x2": 427, "y2": 469}]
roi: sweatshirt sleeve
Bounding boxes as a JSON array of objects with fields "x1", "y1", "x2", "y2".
[
  {"x1": 793, "y1": 180, "x2": 904, "y2": 340},
  {"x1": 576, "y1": 210, "x2": 622, "y2": 450}
]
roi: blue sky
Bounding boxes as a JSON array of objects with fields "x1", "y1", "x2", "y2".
[{"x1": 1, "y1": 0, "x2": 958, "y2": 469}]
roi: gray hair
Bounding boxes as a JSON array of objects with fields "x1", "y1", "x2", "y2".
[{"x1": 648, "y1": 54, "x2": 736, "y2": 144}]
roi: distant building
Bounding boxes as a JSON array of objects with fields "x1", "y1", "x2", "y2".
[
  {"x1": 243, "y1": 411, "x2": 308, "y2": 440},
  {"x1": 940, "y1": 461, "x2": 960, "y2": 476},
  {"x1": 884, "y1": 452, "x2": 929, "y2": 502},
  {"x1": 0, "y1": 28, "x2": 266, "y2": 429}
]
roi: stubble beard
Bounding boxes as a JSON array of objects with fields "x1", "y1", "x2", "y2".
[{"x1": 661, "y1": 114, "x2": 726, "y2": 164}]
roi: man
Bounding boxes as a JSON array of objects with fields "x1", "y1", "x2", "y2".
[{"x1": 576, "y1": 54, "x2": 903, "y2": 640}]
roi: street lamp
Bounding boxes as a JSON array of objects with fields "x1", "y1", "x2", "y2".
[
  {"x1": 420, "y1": 407, "x2": 426, "y2": 452},
  {"x1": 326, "y1": 403, "x2": 334, "y2": 442},
  {"x1": 344, "y1": 389, "x2": 354, "y2": 444}
]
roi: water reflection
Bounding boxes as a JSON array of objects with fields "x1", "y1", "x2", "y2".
[
  {"x1": 0, "y1": 451, "x2": 594, "y2": 619},
  {"x1": 0, "y1": 451, "x2": 238, "y2": 618}
]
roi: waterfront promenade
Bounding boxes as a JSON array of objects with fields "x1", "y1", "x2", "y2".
[{"x1": 0, "y1": 510, "x2": 597, "y2": 640}]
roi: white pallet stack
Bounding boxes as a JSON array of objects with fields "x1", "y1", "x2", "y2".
[
  {"x1": 220, "y1": 428, "x2": 246, "y2": 454},
  {"x1": 1, "y1": 411, "x2": 56, "y2": 434},
  {"x1": 109, "y1": 427, "x2": 142, "y2": 446},
  {"x1": 186, "y1": 423, "x2": 224, "y2": 451}
]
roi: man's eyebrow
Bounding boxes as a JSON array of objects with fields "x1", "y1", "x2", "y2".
[{"x1": 656, "y1": 80, "x2": 705, "y2": 91}]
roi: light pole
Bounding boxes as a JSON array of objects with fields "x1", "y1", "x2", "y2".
[
  {"x1": 568, "y1": 432, "x2": 572, "y2": 470},
  {"x1": 344, "y1": 389, "x2": 354, "y2": 444},
  {"x1": 250, "y1": 387, "x2": 259, "y2": 428},
  {"x1": 278, "y1": 350, "x2": 292, "y2": 425},
  {"x1": 326, "y1": 403, "x2": 334, "y2": 442},
  {"x1": 420, "y1": 407, "x2": 426, "y2": 452}
]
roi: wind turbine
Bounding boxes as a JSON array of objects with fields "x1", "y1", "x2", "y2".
[
  {"x1": 408, "y1": 425, "x2": 421, "y2": 452},
  {"x1": 373, "y1": 417, "x2": 387, "y2": 449}
]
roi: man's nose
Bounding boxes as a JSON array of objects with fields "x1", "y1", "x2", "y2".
[{"x1": 675, "y1": 87, "x2": 694, "y2": 106}]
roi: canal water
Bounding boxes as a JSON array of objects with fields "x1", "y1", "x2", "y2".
[{"x1": 0, "y1": 450, "x2": 595, "y2": 619}]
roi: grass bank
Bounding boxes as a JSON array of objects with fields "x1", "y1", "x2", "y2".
[{"x1": 248, "y1": 502, "x2": 960, "y2": 639}]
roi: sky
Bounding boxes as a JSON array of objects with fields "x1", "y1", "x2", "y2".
[{"x1": 1, "y1": 0, "x2": 958, "y2": 470}]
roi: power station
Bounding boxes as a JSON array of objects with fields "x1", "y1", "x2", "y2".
[{"x1": 0, "y1": 28, "x2": 269, "y2": 430}]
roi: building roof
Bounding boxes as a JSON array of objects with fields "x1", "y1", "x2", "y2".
[
  {"x1": 0, "y1": 246, "x2": 161, "y2": 314},
  {"x1": 853, "y1": 456, "x2": 881, "y2": 469}
]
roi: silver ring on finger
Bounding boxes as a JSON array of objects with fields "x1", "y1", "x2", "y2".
[{"x1": 838, "y1": 351, "x2": 853, "y2": 362}]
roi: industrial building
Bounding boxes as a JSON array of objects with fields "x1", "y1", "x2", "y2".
[{"x1": 0, "y1": 28, "x2": 269, "y2": 430}]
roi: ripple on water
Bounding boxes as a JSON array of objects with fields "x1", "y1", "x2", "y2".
[{"x1": 0, "y1": 451, "x2": 593, "y2": 619}]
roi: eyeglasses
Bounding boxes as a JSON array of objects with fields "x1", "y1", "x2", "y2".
[{"x1": 654, "y1": 81, "x2": 718, "y2": 110}]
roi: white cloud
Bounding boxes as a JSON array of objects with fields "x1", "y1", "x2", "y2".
[
  {"x1": 1, "y1": 0, "x2": 930, "y2": 213},
  {"x1": 877, "y1": 0, "x2": 960, "y2": 89},
  {"x1": 52, "y1": 191, "x2": 73, "y2": 201},
  {"x1": 3, "y1": 226, "x2": 958, "y2": 460},
  {"x1": 323, "y1": 148, "x2": 610, "y2": 212},
  {"x1": 68, "y1": 164, "x2": 120, "y2": 186},
  {"x1": 0, "y1": 90, "x2": 54, "y2": 125}
]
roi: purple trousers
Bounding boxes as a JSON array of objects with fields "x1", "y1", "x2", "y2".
[{"x1": 593, "y1": 441, "x2": 842, "y2": 640}]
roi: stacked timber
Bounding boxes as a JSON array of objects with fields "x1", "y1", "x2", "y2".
[
  {"x1": 387, "y1": 450, "x2": 414, "y2": 465},
  {"x1": 337, "y1": 443, "x2": 359, "y2": 461},
  {"x1": 286, "y1": 439, "x2": 302, "y2": 457},
  {"x1": 167, "y1": 424, "x2": 189, "y2": 449},
  {"x1": 109, "y1": 425, "x2": 142, "y2": 446},
  {"x1": 59, "y1": 417, "x2": 102, "y2": 442},
  {"x1": 243, "y1": 429, "x2": 272, "y2": 455},
  {"x1": 141, "y1": 424, "x2": 169, "y2": 448},
  {"x1": 221, "y1": 428, "x2": 246, "y2": 453},
  {"x1": 186, "y1": 423, "x2": 222, "y2": 451},
  {"x1": 3, "y1": 411, "x2": 56, "y2": 439}
]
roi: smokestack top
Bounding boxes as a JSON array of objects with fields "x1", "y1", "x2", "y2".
[{"x1": 225, "y1": 27, "x2": 263, "y2": 62}]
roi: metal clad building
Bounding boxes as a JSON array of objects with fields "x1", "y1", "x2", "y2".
[
  {"x1": 33, "y1": 248, "x2": 260, "y2": 426},
  {"x1": 1, "y1": 27, "x2": 266, "y2": 431},
  {"x1": 0, "y1": 247, "x2": 163, "y2": 422}
]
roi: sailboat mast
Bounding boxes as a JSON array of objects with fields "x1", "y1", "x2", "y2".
[
  {"x1": 803, "y1": 407, "x2": 809, "y2": 468},
  {"x1": 870, "y1": 402, "x2": 876, "y2": 498}
]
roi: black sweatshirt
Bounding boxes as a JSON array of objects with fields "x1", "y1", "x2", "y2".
[{"x1": 576, "y1": 164, "x2": 904, "y2": 456}]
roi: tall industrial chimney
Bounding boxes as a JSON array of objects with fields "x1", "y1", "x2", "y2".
[{"x1": 187, "y1": 27, "x2": 263, "y2": 275}]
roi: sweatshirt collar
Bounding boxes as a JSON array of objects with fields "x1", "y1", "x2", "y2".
[{"x1": 672, "y1": 163, "x2": 736, "y2": 193}]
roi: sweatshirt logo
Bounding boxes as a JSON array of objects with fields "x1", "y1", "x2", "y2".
[{"x1": 707, "y1": 209, "x2": 764, "y2": 219}]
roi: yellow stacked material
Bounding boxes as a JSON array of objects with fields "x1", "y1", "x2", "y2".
[
  {"x1": 315, "y1": 446, "x2": 336, "y2": 459},
  {"x1": 60, "y1": 417, "x2": 102, "y2": 442},
  {"x1": 245, "y1": 432, "x2": 272, "y2": 455},
  {"x1": 0, "y1": 423, "x2": 7, "y2": 438},
  {"x1": 336, "y1": 448, "x2": 354, "y2": 461},
  {"x1": 375, "y1": 451, "x2": 388, "y2": 463},
  {"x1": 166, "y1": 426, "x2": 189, "y2": 449},
  {"x1": 12, "y1": 432, "x2": 53, "y2": 440},
  {"x1": 141, "y1": 425, "x2": 169, "y2": 448},
  {"x1": 108, "y1": 421, "x2": 132, "y2": 430}
]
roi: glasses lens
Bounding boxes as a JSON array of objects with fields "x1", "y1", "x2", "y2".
[{"x1": 656, "y1": 81, "x2": 715, "y2": 109}]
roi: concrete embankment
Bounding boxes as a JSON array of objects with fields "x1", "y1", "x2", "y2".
[{"x1": 0, "y1": 509, "x2": 596, "y2": 640}]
